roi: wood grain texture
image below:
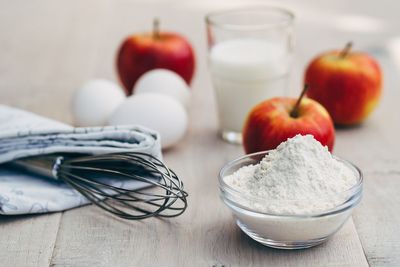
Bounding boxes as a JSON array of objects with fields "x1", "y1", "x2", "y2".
[
  {"x1": 340, "y1": 52, "x2": 400, "y2": 267},
  {"x1": 0, "y1": 0, "x2": 399, "y2": 266},
  {"x1": 0, "y1": 214, "x2": 61, "y2": 266}
]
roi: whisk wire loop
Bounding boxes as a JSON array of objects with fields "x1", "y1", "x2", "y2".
[{"x1": 15, "y1": 152, "x2": 188, "y2": 220}]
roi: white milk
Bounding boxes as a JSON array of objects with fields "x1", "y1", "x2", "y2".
[{"x1": 209, "y1": 39, "x2": 290, "y2": 135}]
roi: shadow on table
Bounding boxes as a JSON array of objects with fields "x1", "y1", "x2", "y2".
[
  {"x1": 237, "y1": 228, "x2": 329, "y2": 254},
  {"x1": 0, "y1": 213, "x2": 53, "y2": 225},
  {"x1": 335, "y1": 123, "x2": 364, "y2": 131},
  {"x1": 203, "y1": 217, "x2": 333, "y2": 265}
]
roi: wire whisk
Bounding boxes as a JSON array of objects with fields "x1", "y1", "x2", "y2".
[{"x1": 13, "y1": 152, "x2": 188, "y2": 220}]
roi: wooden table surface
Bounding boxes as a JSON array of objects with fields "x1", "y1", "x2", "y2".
[{"x1": 1, "y1": 1, "x2": 399, "y2": 266}]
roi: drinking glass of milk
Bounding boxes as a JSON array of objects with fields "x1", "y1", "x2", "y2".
[{"x1": 206, "y1": 7, "x2": 294, "y2": 144}]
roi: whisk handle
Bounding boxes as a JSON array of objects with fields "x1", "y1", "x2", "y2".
[{"x1": 12, "y1": 155, "x2": 64, "y2": 180}]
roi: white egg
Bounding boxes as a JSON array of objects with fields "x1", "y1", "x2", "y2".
[
  {"x1": 108, "y1": 93, "x2": 188, "y2": 149},
  {"x1": 134, "y1": 69, "x2": 191, "y2": 108},
  {"x1": 72, "y1": 79, "x2": 126, "y2": 127}
]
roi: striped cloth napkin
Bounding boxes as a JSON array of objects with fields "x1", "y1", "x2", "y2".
[{"x1": 0, "y1": 105, "x2": 161, "y2": 215}]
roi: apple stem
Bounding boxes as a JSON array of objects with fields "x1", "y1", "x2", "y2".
[
  {"x1": 339, "y1": 42, "x2": 353, "y2": 58},
  {"x1": 290, "y1": 84, "x2": 309, "y2": 118},
  {"x1": 153, "y1": 18, "x2": 160, "y2": 39}
]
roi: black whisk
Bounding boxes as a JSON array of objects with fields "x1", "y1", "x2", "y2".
[{"x1": 13, "y1": 152, "x2": 188, "y2": 220}]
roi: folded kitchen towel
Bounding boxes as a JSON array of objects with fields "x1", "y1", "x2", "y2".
[{"x1": 0, "y1": 105, "x2": 162, "y2": 215}]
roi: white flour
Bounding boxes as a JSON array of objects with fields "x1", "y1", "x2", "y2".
[{"x1": 225, "y1": 134, "x2": 358, "y2": 215}]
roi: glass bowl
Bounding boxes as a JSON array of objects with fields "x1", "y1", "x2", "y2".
[{"x1": 219, "y1": 151, "x2": 363, "y2": 249}]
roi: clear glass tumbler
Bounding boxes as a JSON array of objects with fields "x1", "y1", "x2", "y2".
[{"x1": 206, "y1": 7, "x2": 294, "y2": 144}]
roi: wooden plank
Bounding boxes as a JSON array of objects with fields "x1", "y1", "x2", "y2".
[
  {"x1": 0, "y1": 0, "x2": 110, "y2": 122},
  {"x1": 0, "y1": 0, "x2": 110, "y2": 266},
  {"x1": 341, "y1": 51, "x2": 400, "y2": 267},
  {"x1": 0, "y1": 214, "x2": 61, "y2": 266}
]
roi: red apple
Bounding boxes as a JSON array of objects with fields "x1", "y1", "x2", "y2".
[
  {"x1": 243, "y1": 86, "x2": 335, "y2": 154},
  {"x1": 305, "y1": 42, "x2": 382, "y2": 125},
  {"x1": 117, "y1": 19, "x2": 195, "y2": 95}
]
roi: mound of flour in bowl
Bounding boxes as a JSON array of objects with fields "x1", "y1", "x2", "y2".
[{"x1": 224, "y1": 134, "x2": 358, "y2": 214}]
